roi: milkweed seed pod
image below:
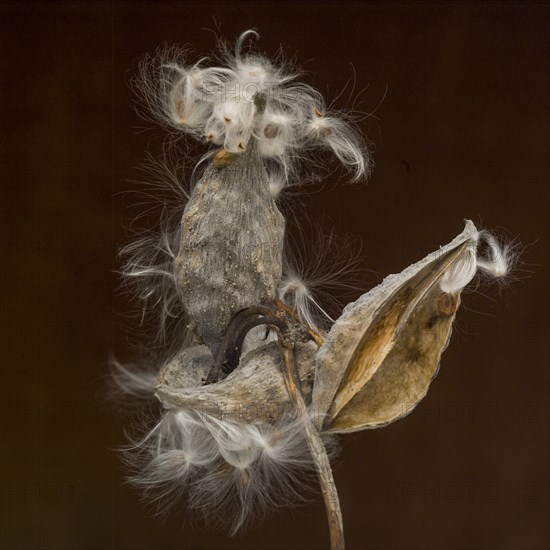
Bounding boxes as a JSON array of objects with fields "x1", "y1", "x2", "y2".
[
  {"x1": 113, "y1": 29, "x2": 515, "y2": 547},
  {"x1": 175, "y1": 143, "x2": 285, "y2": 359},
  {"x1": 139, "y1": 31, "x2": 368, "y2": 363}
]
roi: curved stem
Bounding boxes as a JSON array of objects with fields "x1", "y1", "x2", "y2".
[
  {"x1": 277, "y1": 334, "x2": 345, "y2": 550},
  {"x1": 207, "y1": 307, "x2": 286, "y2": 383}
]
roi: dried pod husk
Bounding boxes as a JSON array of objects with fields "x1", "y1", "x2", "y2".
[
  {"x1": 175, "y1": 145, "x2": 285, "y2": 356},
  {"x1": 312, "y1": 220, "x2": 479, "y2": 432},
  {"x1": 156, "y1": 341, "x2": 317, "y2": 423},
  {"x1": 327, "y1": 284, "x2": 460, "y2": 432}
]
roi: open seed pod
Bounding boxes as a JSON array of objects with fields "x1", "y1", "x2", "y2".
[
  {"x1": 312, "y1": 220, "x2": 480, "y2": 433},
  {"x1": 156, "y1": 341, "x2": 317, "y2": 423}
]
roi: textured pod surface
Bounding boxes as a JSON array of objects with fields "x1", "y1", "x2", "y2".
[
  {"x1": 156, "y1": 341, "x2": 317, "y2": 423},
  {"x1": 312, "y1": 220, "x2": 479, "y2": 429},
  {"x1": 176, "y1": 146, "x2": 285, "y2": 355}
]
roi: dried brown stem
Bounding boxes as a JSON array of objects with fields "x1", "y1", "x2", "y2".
[
  {"x1": 277, "y1": 333, "x2": 345, "y2": 550},
  {"x1": 207, "y1": 307, "x2": 285, "y2": 383}
]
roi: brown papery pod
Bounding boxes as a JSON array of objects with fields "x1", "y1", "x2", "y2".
[
  {"x1": 312, "y1": 220, "x2": 479, "y2": 433},
  {"x1": 155, "y1": 341, "x2": 317, "y2": 422}
]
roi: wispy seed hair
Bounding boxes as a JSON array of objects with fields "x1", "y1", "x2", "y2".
[
  {"x1": 125, "y1": 408, "x2": 337, "y2": 534},
  {"x1": 440, "y1": 229, "x2": 517, "y2": 293},
  {"x1": 134, "y1": 29, "x2": 372, "y2": 192}
]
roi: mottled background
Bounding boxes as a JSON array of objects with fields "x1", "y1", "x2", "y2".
[{"x1": 1, "y1": 2, "x2": 548, "y2": 549}]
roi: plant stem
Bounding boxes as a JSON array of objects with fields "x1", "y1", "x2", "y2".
[
  {"x1": 274, "y1": 298, "x2": 325, "y2": 347},
  {"x1": 277, "y1": 334, "x2": 345, "y2": 550}
]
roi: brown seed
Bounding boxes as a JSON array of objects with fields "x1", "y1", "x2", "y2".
[
  {"x1": 437, "y1": 292, "x2": 458, "y2": 316},
  {"x1": 240, "y1": 469, "x2": 251, "y2": 485},
  {"x1": 223, "y1": 115, "x2": 232, "y2": 123},
  {"x1": 213, "y1": 149, "x2": 238, "y2": 169},
  {"x1": 175, "y1": 98, "x2": 185, "y2": 117},
  {"x1": 263, "y1": 123, "x2": 280, "y2": 139},
  {"x1": 408, "y1": 346, "x2": 422, "y2": 363}
]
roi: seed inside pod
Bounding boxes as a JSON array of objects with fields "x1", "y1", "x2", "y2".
[
  {"x1": 175, "y1": 98, "x2": 186, "y2": 123},
  {"x1": 437, "y1": 292, "x2": 459, "y2": 316},
  {"x1": 213, "y1": 149, "x2": 238, "y2": 169},
  {"x1": 263, "y1": 123, "x2": 281, "y2": 139}
]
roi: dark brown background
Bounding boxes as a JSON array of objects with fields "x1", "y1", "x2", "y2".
[{"x1": 1, "y1": 2, "x2": 548, "y2": 549}]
